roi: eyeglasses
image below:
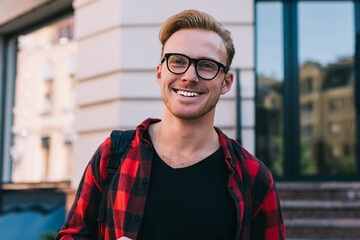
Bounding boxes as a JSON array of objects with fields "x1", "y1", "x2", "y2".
[{"x1": 161, "y1": 53, "x2": 228, "y2": 80}]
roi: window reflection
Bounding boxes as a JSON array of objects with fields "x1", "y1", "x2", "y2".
[
  {"x1": 299, "y1": 1, "x2": 356, "y2": 175},
  {"x1": 256, "y1": 2, "x2": 284, "y2": 177},
  {"x1": 256, "y1": 0, "x2": 357, "y2": 178}
]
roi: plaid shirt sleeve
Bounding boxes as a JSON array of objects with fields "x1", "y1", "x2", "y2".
[
  {"x1": 216, "y1": 128, "x2": 285, "y2": 239},
  {"x1": 56, "y1": 137, "x2": 112, "y2": 240},
  {"x1": 242, "y1": 147, "x2": 286, "y2": 240}
]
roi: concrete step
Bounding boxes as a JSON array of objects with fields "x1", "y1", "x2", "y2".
[
  {"x1": 282, "y1": 199, "x2": 360, "y2": 218},
  {"x1": 287, "y1": 239, "x2": 357, "y2": 240},
  {"x1": 285, "y1": 218, "x2": 360, "y2": 239},
  {"x1": 287, "y1": 239, "x2": 358, "y2": 240},
  {"x1": 278, "y1": 182, "x2": 360, "y2": 239},
  {"x1": 277, "y1": 182, "x2": 360, "y2": 200},
  {"x1": 285, "y1": 218, "x2": 360, "y2": 228}
]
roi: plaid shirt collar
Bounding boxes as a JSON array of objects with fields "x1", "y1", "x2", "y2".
[{"x1": 136, "y1": 118, "x2": 237, "y2": 167}]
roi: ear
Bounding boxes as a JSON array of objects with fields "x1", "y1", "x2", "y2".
[
  {"x1": 220, "y1": 72, "x2": 234, "y2": 95},
  {"x1": 156, "y1": 64, "x2": 162, "y2": 85}
]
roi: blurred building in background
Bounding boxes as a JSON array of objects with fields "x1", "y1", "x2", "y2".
[
  {"x1": 0, "y1": 0, "x2": 359, "y2": 239},
  {"x1": 12, "y1": 17, "x2": 76, "y2": 183}
]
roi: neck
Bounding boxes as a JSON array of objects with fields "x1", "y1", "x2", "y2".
[
  {"x1": 163, "y1": 108, "x2": 217, "y2": 146},
  {"x1": 148, "y1": 109, "x2": 220, "y2": 168}
]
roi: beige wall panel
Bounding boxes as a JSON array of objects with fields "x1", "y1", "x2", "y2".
[
  {"x1": 214, "y1": 99, "x2": 236, "y2": 127},
  {"x1": 76, "y1": 101, "x2": 122, "y2": 133},
  {"x1": 118, "y1": 72, "x2": 160, "y2": 98},
  {"x1": 76, "y1": 101, "x2": 121, "y2": 133},
  {"x1": 77, "y1": 74, "x2": 122, "y2": 106},
  {"x1": 76, "y1": 100, "x2": 163, "y2": 133},
  {"x1": 76, "y1": 27, "x2": 161, "y2": 80},
  {"x1": 215, "y1": 97, "x2": 256, "y2": 129},
  {"x1": 116, "y1": 101, "x2": 163, "y2": 127},
  {"x1": 241, "y1": 99, "x2": 255, "y2": 127},
  {"x1": 77, "y1": 72, "x2": 160, "y2": 107},
  {"x1": 76, "y1": 28, "x2": 121, "y2": 80},
  {"x1": 227, "y1": 25, "x2": 254, "y2": 69},
  {"x1": 119, "y1": 0, "x2": 253, "y2": 25},
  {"x1": 242, "y1": 128, "x2": 255, "y2": 155},
  {"x1": 240, "y1": 70, "x2": 255, "y2": 98},
  {"x1": 119, "y1": 27, "x2": 161, "y2": 70},
  {"x1": 224, "y1": 69, "x2": 255, "y2": 99},
  {"x1": 72, "y1": 130, "x2": 110, "y2": 187},
  {"x1": 74, "y1": 0, "x2": 121, "y2": 39},
  {"x1": 73, "y1": 0, "x2": 97, "y2": 9}
]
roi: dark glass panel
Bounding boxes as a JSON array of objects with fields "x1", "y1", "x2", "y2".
[
  {"x1": 256, "y1": 2, "x2": 284, "y2": 177},
  {"x1": 298, "y1": 1, "x2": 356, "y2": 175}
]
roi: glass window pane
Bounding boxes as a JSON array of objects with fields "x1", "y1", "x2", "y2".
[
  {"x1": 256, "y1": 2, "x2": 284, "y2": 177},
  {"x1": 298, "y1": 1, "x2": 356, "y2": 175},
  {"x1": 11, "y1": 16, "x2": 77, "y2": 182}
]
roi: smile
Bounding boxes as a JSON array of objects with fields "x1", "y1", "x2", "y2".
[{"x1": 176, "y1": 90, "x2": 202, "y2": 97}]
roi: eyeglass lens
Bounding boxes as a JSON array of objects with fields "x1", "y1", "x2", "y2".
[{"x1": 167, "y1": 54, "x2": 220, "y2": 80}]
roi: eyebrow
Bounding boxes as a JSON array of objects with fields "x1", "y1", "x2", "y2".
[{"x1": 170, "y1": 52, "x2": 223, "y2": 64}]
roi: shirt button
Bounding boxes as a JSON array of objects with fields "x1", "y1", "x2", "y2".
[
  {"x1": 133, "y1": 215, "x2": 140, "y2": 222},
  {"x1": 141, "y1": 178, "x2": 148, "y2": 184}
]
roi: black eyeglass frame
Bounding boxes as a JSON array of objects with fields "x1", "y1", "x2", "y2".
[{"x1": 161, "y1": 53, "x2": 229, "y2": 80}]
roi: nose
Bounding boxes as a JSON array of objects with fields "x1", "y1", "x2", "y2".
[{"x1": 181, "y1": 62, "x2": 199, "y2": 83}]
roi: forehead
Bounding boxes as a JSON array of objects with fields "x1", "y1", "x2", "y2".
[{"x1": 163, "y1": 29, "x2": 227, "y2": 62}]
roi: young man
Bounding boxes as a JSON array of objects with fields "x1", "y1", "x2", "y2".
[{"x1": 57, "y1": 9, "x2": 285, "y2": 240}]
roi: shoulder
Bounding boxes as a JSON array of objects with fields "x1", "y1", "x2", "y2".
[
  {"x1": 94, "y1": 136, "x2": 112, "y2": 164},
  {"x1": 230, "y1": 139, "x2": 275, "y2": 190},
  {"x1": 88, "y1": 137, "x2": 113, "y2": 180},
  {"x1": 216, "y1": 128, "x2": 275, "y2": 189},
  {"x1": 229, "y1": 141, "x2": 279, "y2": 217}
]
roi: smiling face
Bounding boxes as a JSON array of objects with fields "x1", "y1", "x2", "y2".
[{"x1": 157, "y1": 28, "x2": 233, "y2": 121}]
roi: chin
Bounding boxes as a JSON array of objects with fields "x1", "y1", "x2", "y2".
[
  {"x1": 171, "y1": 107, "x2": 216, "y2": 121},
  {"x1": 175, "y1": 114, "x2": 203, "y2": 121}
]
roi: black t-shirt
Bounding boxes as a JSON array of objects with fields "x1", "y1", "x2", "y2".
[{"x1": 137, "y1": 133, "x2": 237, "y2": 240}]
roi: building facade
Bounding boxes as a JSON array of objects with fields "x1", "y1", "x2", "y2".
[{"x1": 1, "y1": 0, "x2": 360, "y2": 239}]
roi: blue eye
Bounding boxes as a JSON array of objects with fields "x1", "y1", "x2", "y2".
[
  {"x1": 168, "y1": 55, "x2": 188, "y2": 68},
  {"x1": 197, "y1": 60, "x2": 217, "y2": 71}
]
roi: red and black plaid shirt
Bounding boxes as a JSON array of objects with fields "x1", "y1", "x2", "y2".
[{"x1": 57, "y1": 118, "x2": 285, "y2": 240}]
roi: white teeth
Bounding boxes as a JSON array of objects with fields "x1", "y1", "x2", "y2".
[{"x1": 177, "y1": 90, "x2": 200, "y2": 97}]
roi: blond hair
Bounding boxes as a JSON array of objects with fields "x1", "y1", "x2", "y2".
[{"x1": 159, "y1": 9, "x2": 235, "y2": 71}]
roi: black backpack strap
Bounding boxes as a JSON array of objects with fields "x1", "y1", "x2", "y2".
[{"x1": 97, "y1": 129, "x2": 136, "y2": 222}]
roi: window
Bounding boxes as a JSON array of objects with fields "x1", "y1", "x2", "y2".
[
  {"x1": 329, "y1": 98, "x2": 341, "y2": 112},
  {"x1": 299, "y1": 1, "x2": 356, "y2": 175},
  {"x1": 301, "y1": 77, "x2": 313, "y2": 95},
  {"x1": 41, "y1": 137, "x2": 51, "y2": 179},
  {"x1": 256, "y1": 1, "x2": 284, "y2": 177},
  {"x1": 256, "y1": 0, "x2": 358, "y2": 179},
  {"x1": 9, "y1": 16, "x2": 77, "y2": 183},
  {"x1": 302, "y1": 124, "x2": 313, "y2": 138},
  {"x1": 301, "y1": 102, "x2": 313, "y2": 117}
]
